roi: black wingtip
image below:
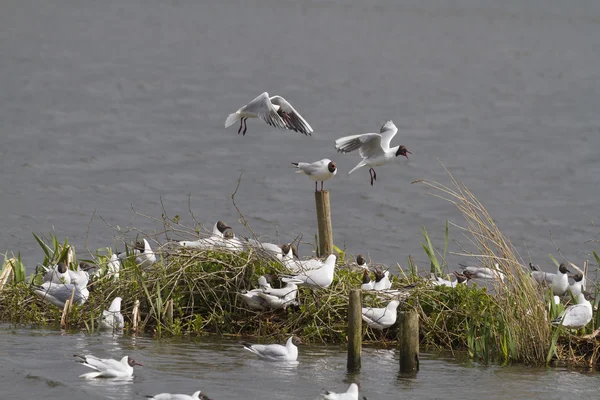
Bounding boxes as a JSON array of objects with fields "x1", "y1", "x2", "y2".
[{"x1": 291, "y1": 162, "x2": 299, "y2": 167}]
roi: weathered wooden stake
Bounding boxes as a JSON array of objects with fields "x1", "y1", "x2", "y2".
[
  {"x1": 398, "y1": 310, "x2": 419, "y2": 374},
  {"x1": 315, "y1": 190, "x2": 333, "y2": 257},
  {"x1": 132, "y1": 299, "x2": 140, "y2": 333},
  {"x1": 347, "y1": 289, "x2": 362, "y2": 371},
  {"x1": 166, "y1": 299, "x2": 174, "y2": 325}
]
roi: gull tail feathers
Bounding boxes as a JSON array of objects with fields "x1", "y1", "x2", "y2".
[
  {"x1": 225, "y1": 113, "x2": 241, "y2": 128},
  {"x1": 79, "y1": 371, "x2": 103, "y2": 379},
  {"x1": 348, "y1": 160, "x2": 367, "y2": 174}
]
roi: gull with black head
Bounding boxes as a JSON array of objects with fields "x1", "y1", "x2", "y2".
[
  {"x1": 225, "y1": 92, "x2": 313, "y2": 136},
  {"x1": 292, "y1": 158, "x2": 337, "y2": 192},
  {"x1": 335, "y1": 120, "x2": 410, "y2": 185}
]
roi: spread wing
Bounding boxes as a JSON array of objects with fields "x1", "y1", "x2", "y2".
[
  {"x1": 241, "y1": 92, "x2": 287, "y2": 130},
  {"x1": 269, "y1": 95, "x2": 313, "y2": 135},
  {"x1": 379, "y1": 120, "x2": 398, "y2": 150},
  {"x1": 335, "y1": 133, "x2": 382, "y2": 158}
]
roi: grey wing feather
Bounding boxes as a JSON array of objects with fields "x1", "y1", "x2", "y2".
[
  {"x1": 242, "y1": 92, "x2": 287, "y2": 130},
  {"x1": 295, "y1": 162, "x2": 320, "y2": 175},
  {"x1": 335, "y1": 133, "x2": 382, "y2": 156},
  {"x1": 269, "y1": 95, "x2": 313, "y2": 135}
]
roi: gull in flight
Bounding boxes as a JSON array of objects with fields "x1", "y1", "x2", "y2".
[
  {"x1": 292, "y1": 159, "x2": 337, "y2": 192},
  {"x1": 242, "y1": 336, "x2": 303, "y2": 362},
  {"x1": 147, "y1": 391, "x2": 212, "y2": 400},
  {"x1": 335, "y1": 120, "x2": 410, "y2": 185},
  {"x1": 322, "y1": 383, "x2": 360, "y2": 400},
  {"x1": 225, "y1": 92, "x2": 313, "y2": 136},
  {"x1": 74, "y1": 354, "x2": 142, "y2": 379}
]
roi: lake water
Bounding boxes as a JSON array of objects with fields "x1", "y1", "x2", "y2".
[
  {"x1": 2, "y1": 0, "x2": 600, "y2": 398},
  {"x1": 1, "y1": 325, "x2": 598, "y2": 400}
]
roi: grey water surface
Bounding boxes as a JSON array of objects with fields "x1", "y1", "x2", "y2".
[
  {"x1": 2, "y1": 0, "x2": 600, "y2": 398},
  {"x1": 1, "y1": 325, "x2": 599, "y2": 400}
]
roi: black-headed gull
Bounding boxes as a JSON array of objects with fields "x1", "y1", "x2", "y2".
[
  {"x1": 567, "y1": 273, "x2": 584, "y2": 297},
  {"x1": 322, "y1": 383, "x2": 359, "y2": 400},
  {"x1": 552, "y1": 292, "x2": 593, "y2": 329},
  {"x1": 530, "y1": 263, "x2": 571, "y2": 296},
  {"x1": 430, "y1": 272, "x2": 468, "y2": 288},
  {"x1": 238, "y1": 276, "x2": 272, "y2": 311},
  {"x1": 243, "y1": 238, "x2": 283, "y2": 259},
  {"x1": 292, "y1": 158, "x2": 337, "y2": 192},
  {"x1": 372, "y1": 268, "x2": 392, "y2": 290},
  {"x1": 361, "y1": 300, "x2": 400, "y2": 330},
  {"x1": 74, "y1": 354, "x2": 142, "y2": 379},
  {"x1": 459, "y1": 263, "x2": 506, "y2": 282},
  {"x1": 242, "y1": 336, "x2": 302, "y2": 361},
  {"x1": 361, "y1": 269, "x2": 374, "y2": 291},
  {"x1": 335, "y1": 120, "x2": 410, "y2": 185},
  {"x1": 281, "y1": 254, "x2": 337, "y2": 288},
  {"x1": 146, "y1": 391, "x2": 212, "y2": 400},
  {"x1": 118, "y1": 239, "x2": 156, "y2": 268},
  {"x1": 42, "y1": 262, "x2": 71, "y2": 284},
  {"x1": 33, "y1": 281, "x2": 89, "y2": 308},
  {"x1": 256, "y1": 281, "x2": 299, "y2": 310},
  {"x1": 225, "y1": 92, "x2": 313, "y2": 136},
  {"x1": 99, "y1": 297, "x2": 124, "y2": 332}
]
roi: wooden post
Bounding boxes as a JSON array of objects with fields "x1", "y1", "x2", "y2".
[
  {"x1": 347, "y1": 289, "x2": 362, "y2": 371},
  {"x1": 398, "y1": 310, "x2": 419, "y2": 374},
  {"x1": 315, "y1": 190, "x2": 333, "y2": 257},
  {"x1": 132, "y1": 299, "x2": 140, "y2": 333}
]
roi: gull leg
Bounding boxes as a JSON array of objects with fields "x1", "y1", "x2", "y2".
[
  {"x1": 315, "y1": 181, "x2": 318, "y2": 192},
  {"x1": 242, "y1": 118, "x2": 248, "y2": 136},
  {"x1": 237, "y1": 118, "x2": 243, "y2": 134},
  {"x1": 369, "y1": 168, "x2": 374, "y2": 186},
  {"x1": 321, "y1": 181, "x2": 324, "y2": 191}
]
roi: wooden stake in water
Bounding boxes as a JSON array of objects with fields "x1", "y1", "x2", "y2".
[
  {"x1": 347, "y1": 289, "x2": 362, "y2": 371},
  {"x1": 315, "y1": 190, "x2": 333, "y2": 257},
  {"x1": 398, "y1": 310, "x2": 419, "y2": 374},
  {"x1": 132, "y1": 299, "x2": 140, "y2": 333}
]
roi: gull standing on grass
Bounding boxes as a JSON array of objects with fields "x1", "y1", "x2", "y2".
[
  {"x1": 334, "y1": 120, "x2": 411, "y2": 185},
  {"x1": 118, "y1": 239, "x2": 156, "y2": 268},
  {"x1": 281, "y1": 254, "x2": 337, "y2": 288},
  {"x1": 242, "y1": 336, "x2": 302, "y2": 362},
  {"x1": 147, "y1": 391, "x2": 213, "y2": 400},
  {"x1": 177, "y1": 221, "x2": 231, "y2": 250},
  {"x1": 74, "y1": 354, "x2": 142, "y2": 379},
  {"x1": 291, "y1": 159, "x2": 337, "y2": 192},
  {"x1": 459, "y1": 263, "x2": 506, "y2": 282},
  {"x1": 361, "y1": 300, "x2": 400, "y2": 330},
  {"x1": 42, "y1": 262, "x2": 71, "y2": 284},
  {"x1": 238, "y1": 275, "x2": 272, "y2": 311},
  {"x1": 552, "y1": 292, "x2": 593, "y2": 329},
  {"x1": 322, "y1": 383, "x2": 360, "y2": 400},
  {"x1": 225, "y1": 92, "x2": 313, "y2": 136},
  {"x1": 99, "y1": 297, "x2": 124, "y2": 332}
]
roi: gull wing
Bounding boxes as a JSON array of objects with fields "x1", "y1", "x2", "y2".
[
  {"x1": 269, "y1": 95, "x2": 313, "y2": 135},
  {"x1": 241, "y1": 92, "x2": 286, "y2": 130},
  {"x1": 335, "y1": 133, "x2": 382, "y2": 155},
  {"x1": 379, "y1": 120, "x2": 398, "y2": 150}
]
